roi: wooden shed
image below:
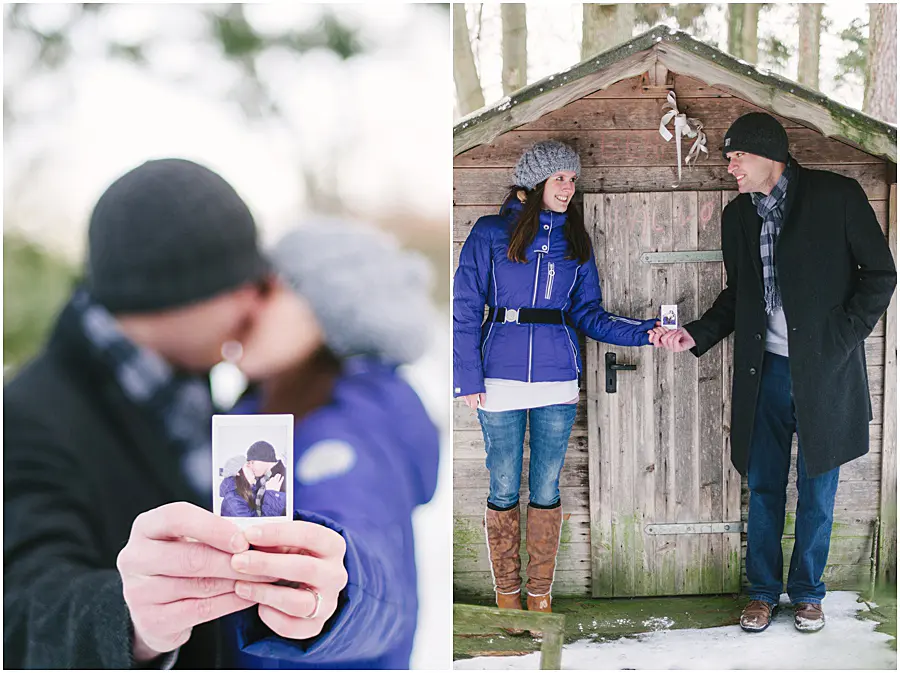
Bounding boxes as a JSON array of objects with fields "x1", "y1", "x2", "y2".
[{"x1": 453, "y1": 26, "x2": 897, "y2": 600}]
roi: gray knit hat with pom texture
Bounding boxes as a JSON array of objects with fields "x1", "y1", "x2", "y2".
[
  {"x1": 269, "y1": 219, "x2": 434, "y2": 364},
  {"x1": 514, "y1": 140, "x2": 581, "y2": 190}
]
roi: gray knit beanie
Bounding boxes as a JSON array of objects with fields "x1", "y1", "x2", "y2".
[
  {"x1": 513, "y1": 140, "x2": 581, "y2": 190},
  {"x1": 86, "y1": 158, "x2": 269, "y2": 313},
  {"x1": 269, "y1": 219, "x2": 434, "y2": 364}
]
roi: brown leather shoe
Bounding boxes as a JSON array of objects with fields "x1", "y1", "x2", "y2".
[
  {"x1": 525, "y1": 503, "x2": 563, "y2": 599},
  {"x1": 794, "y1": 602, "x2": 825, "y2": 632},
  {"x1": 484, "y1": 504, "x2": 524, "y2": 634},
  {"x1": 740, "y1": 600, "x2": 777, "y2": 632}
]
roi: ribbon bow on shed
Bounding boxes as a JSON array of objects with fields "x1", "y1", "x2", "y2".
[{"x1": 659, "y1": 91, "x2": 708, "y2": 182}]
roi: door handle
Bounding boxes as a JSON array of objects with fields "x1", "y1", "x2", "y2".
[{"x1": 605, "y1": 352, "x2": 636, "y2": 393}]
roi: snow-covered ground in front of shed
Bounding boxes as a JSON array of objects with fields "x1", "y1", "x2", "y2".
[{"x1": 454, "y1": 592, "x2": 896, "y2": 670}]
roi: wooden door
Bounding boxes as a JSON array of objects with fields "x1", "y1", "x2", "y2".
[{"x1": 584, "y1": 191, "x2": 742, "y2": 597}]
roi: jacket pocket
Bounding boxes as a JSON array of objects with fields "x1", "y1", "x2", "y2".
[
  {"x1": 565, "y1": 325, "x2": 580, "y2": 374},
  {"x1": 481, "y1": 322, "x2": 497, "y2": 362},
  {"x1": 828, "y1": 304, "x2": 859, "y2": 356},
  {"x1": 545, "y1": 262, "x2": 555, "y2": 300}
]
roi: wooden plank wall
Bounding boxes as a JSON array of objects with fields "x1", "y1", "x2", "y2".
[
  {"x1": 878, "y1": 184, "x2": 897, "y2": 585},
  {"x1": 453, "y1": 73, "x2": 893, "y2": 599}
]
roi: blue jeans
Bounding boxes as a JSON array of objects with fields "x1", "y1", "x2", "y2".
[
  {"x1": 745, "y1": 353, "x2": 840, "y2": 606},
  {"x1": 477, "y1": 403, "x2": 577, "y2": 509}
]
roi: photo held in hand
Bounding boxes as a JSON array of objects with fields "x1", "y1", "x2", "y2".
[{"x1": 212, "y1": 414, "x2": 293, "y2": 526}]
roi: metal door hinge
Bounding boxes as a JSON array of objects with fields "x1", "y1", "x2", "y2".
[
  {"x1": 640, "y1": 250, "x2": 723, "y2": 264},
  {"x1": 645, "y1": 522, "x2": 743, "y2": 535}
]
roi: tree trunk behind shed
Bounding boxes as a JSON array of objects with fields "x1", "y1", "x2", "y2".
[
  {"x1": 741, "y1": 4, "x2": 760, "y2": 64},
  {"x1": 727, "y1": 4, "x2": 745, "y2": 60},
  {"x1": 501, "y1": 3, "x2": 527, "y2": 96},
  {"x1": 454, "y1": 3, "x2": 485, "y2": 116},
  {"x1": 798, "y1": 4, "x2": 823, "y2": 90},
  {"x1": 865, "y1": 3, "x2": 897, "y2": 123},
  {"x1": 582, "y1": 3, "x2": 635, "y2": 60}
]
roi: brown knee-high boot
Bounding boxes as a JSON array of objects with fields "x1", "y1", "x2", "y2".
[
  {"x1": 484, "y1": 504, "x2": 523, "y2": 614},
  {"x1": 525, "y1": 502, "x2": 563, "y2": 614}
]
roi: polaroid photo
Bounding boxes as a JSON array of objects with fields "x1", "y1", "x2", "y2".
[
  {"x1": 660, "y1": 304, "x2": 678, "y2": 330},
  {"x1": 212, "y1": 414, "x2": 294, "y2": 528}
]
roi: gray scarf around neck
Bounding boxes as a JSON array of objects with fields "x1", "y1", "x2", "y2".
[{"x1": 751, "y1": 160, "x2": 794, "y2": 315}]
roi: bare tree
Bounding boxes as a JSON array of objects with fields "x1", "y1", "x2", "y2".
[
  {"x1": 728, "y1": 3, "x2": 745, "y2": 59},
  {"x1": 582, "y1": 3, "x2": 635, "y2": 60},
  {"x1": 501, "y1": 4, "x2": 527, "y2": 95},
  {"x1": 865, "y1": 3, "x2": 897, "y2": 121},
  {"x1": 453, "y1": 3, "x2": 484, "y2": 115},
  {"x1": 742, "y1": 4, "x2": 760, "y2": 63},
  {"x1": 798, "y1": 4, "x2": 823, "y2": 89}
]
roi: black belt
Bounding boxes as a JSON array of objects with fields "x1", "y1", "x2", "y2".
[{"x1": 487, "y1": 307, "x2": 569, "y2": 325}]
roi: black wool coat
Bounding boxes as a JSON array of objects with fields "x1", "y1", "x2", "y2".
[
  {"x1": 3, "y1": 312, "x2": 221, "y2": 669},
  {"x1": 684, "y1": 163, "x2": 896, "y2": 477}
]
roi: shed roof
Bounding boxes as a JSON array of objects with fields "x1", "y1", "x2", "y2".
[{"x1": 454, "y1": 26, "x2": 897, "y2": 163}]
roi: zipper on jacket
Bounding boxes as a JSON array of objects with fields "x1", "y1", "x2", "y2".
[
  {"x1": 528, "y1": 252, "x2": 543, "y2": 382},
  {"x1": 564, "y1": 266, "x2": 580, "y2": 374},
  {"x1": 481, "y1": 260, "x2": 499, "y2": 360},
  {"x1": 610, "y1": 316, "x2": 643, "y2": 326},
  {"x1": 545, "y1": 262, "x2": 556, "y2": 300}
]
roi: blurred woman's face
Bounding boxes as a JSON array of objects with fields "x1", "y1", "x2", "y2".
[
  {"x1": 541, "y1": 171, "x2": 577, "y2": 213},
  {"x1": 235, "y1": 279, "x2": 324, "y2": 381}
]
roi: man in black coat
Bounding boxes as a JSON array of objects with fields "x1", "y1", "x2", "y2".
[
  {"x1": 653, "y1": 113, "x2": 896, "y2": 633},
  {"x1": 4, "y1": 159, "x2": 347, "y2": 668}
]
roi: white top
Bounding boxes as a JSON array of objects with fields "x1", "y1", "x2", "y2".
[
  {"x1": 481, "y1": 378, "x2": 579, "y2": 412},
  {"x1": 765, "y1": 306, "x2": 790, "y2": 357}
]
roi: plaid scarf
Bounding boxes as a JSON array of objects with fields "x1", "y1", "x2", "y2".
[
  {"x1": 66, "y1": 289, "x2": 213, "y2": 497},
  {"x1": 254, "y1": 470, "x2": 271, "y2": 516},
  {"x1": 751, "y1": 160, "x2": 794, "y2": 315}
]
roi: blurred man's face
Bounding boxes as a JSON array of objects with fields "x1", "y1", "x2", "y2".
[
  {"x1": 118, "y1": 279, "x2": 271, "y2": 373},
  {"x1": 726, "y1": 151, "x2": 782, "y2": 195},
  {"x1": 237, "y1": 280, "x2": 324, "y2": 381},
  {"x1": 249, "y1": 459, "x2": 277, "y2": 478}
]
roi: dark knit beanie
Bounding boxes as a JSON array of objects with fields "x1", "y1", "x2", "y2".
[
  {"x1": 247, "y1": 440, "x2": 277, "y2": 462},
  {"x1": 722, "y1": 112, "x2": 790, "y2": 163},
  {"x1": 85, "y1": 158, "x2": 269, "y2": 313}
]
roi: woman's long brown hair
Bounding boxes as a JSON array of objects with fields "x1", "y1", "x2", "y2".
[
  {"x1": 259, "y1": 345, "x2": 343, "y2": 421},
  {"x1": 235, "y1": 470, "x2": 254, "y2": 508},
  {"x1": 502, "y1": 180, "x2": 591, "y2": 264}
]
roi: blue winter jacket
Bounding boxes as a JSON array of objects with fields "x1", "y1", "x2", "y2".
[
  {"x1": 453, "y1": 201, "x2": 658, "y2": 396},
  {"x1": 219, "y1": 476, "x2": 287, "y2": 518},
  {"x1": 223, "y1": 358, "x2": 440, "y2": 669}
]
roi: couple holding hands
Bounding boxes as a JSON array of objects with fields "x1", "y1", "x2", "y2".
[{"x1": 453, "y1": 113, "x2": 896, "y2": 633}]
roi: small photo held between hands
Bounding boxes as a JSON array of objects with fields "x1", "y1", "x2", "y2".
[
  {"x1": 660, "y1": 304, "x2": 679, "y2": 330},
  {"x1": 212, "y1": 414, "x2": 294, "y2": 528}
]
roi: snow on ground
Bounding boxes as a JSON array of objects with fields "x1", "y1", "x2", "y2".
[
  {"x1": 454, "y1": 592, "x2": 896, "y2": 670},
  {"x1": 406, "y1": 314, "x2": 453, "y2": 669}
]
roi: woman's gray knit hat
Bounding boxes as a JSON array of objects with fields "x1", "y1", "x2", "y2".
[
  {"x1": 513, "y1": 140, "x2": 581, "y2": 190},
  {"x1": 269, "y1": 218, "x2": 435, "y2": 364}
]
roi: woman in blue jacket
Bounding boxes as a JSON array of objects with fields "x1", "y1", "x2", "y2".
[
  {"x1": 225, "y1": 221, "x2": 440, "y2": 669},
  {"x1": 454, "y1": 140, "x2": 661, "y2": 618}
]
